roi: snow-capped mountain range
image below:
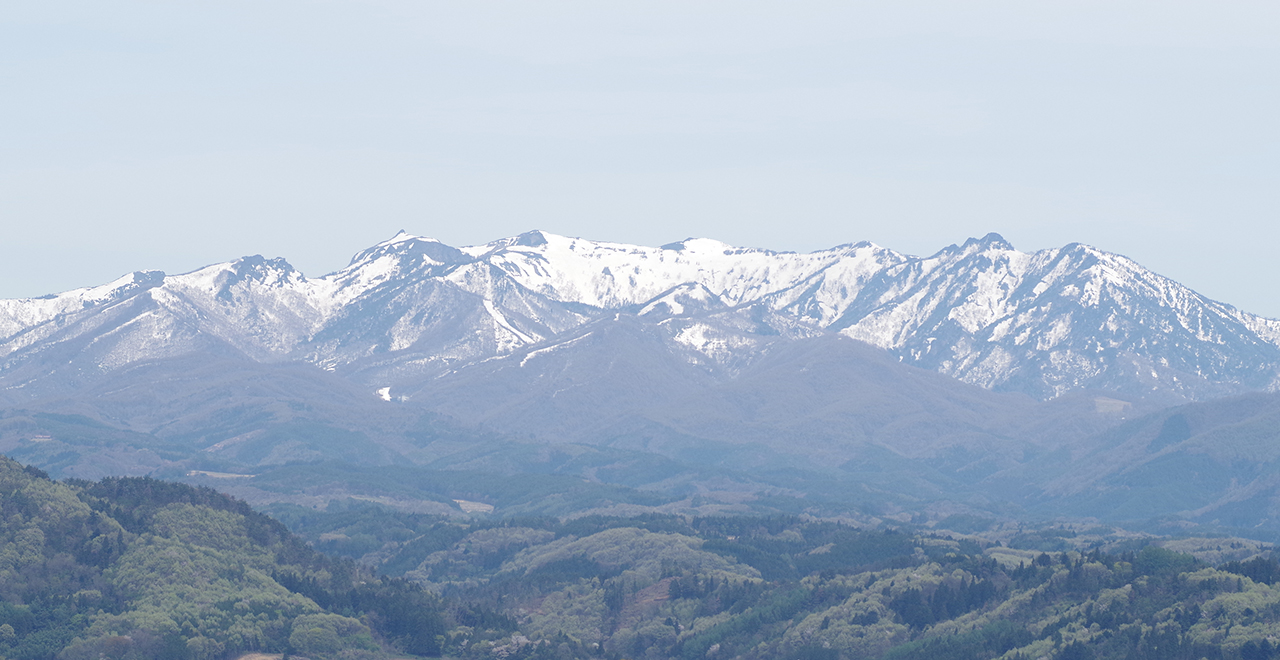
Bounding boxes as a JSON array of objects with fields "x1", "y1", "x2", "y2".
[{"x1": 3, "y1": 230, "x2": 1278, "y2": 402}]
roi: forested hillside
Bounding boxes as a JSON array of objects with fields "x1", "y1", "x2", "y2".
[
  {"x1": 276, "y1": 502, "x2": 1280, "y2": 660},
  {"x1": 0, "y1": 456, "x2": 464, "y2": 660},
  {"x1": 12, "y1": 455, "x2": 1280, "y2": 660}
]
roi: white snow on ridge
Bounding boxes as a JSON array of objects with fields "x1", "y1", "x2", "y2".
[
  {"x1": 771, "y1": 244, "x2": 907, "y2": 324},
  {"x1": 0, "y1": 271, "x2": 164, "y2": 341},
  {"x1": 520, "y1": 332, "x2": 592, "y2": 367},
  {"x1": 639, "y1": 283, "x2": 724, "y2": 316},
  {"x1": 480, "y1": 231, "x2": 880, "y2": 309},
  {"x1": 1242, "y1": 314, "x2": 1280, "y2": 348},
  {"x1": 944, "y1": 249, "x2": 1034, "y2": 334}
]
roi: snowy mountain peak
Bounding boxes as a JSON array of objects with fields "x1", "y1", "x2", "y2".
[
  {"x1": 973, "y1": 232, "x2": 1013, "y2": 249},
  {"x1": 376, "y1": 230, "x2": 439, "y2": 247},
  {"x1": 97, "y1": 269, "x2": 168, "y2": 297},
  {"x1": 932, "y1": 232, "x2": 1017, "y2": 259},
  {"x1": 166, "y1": 255, "x2": 302, "y2": 294},
  {"x1": 829, "y1": 240, "x2": 883, "y2": 253},
  {"x1": 345, "y1": 231, "x2": 458, "y2": 269},
  {"x1": 513, "y1": 230, "x2": 551, "y2": 247},
  {"x1": 0, "y1": 270, "x2": 167, "y2": 342}
]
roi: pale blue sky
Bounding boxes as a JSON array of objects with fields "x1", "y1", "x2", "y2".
[{"x1": 3, "y1": 2, "x2": 1279, "y2": 316}]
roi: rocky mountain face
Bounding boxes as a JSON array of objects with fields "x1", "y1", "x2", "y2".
[{"x1": 2, "y1": 230, "x2": 1277, "y2": 402}]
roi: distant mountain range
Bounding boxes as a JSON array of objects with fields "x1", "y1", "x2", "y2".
[
  {"x1": 3, "y1": 230, "x2": 1280, "y2": 533},
  {"x1": 3, "y1": 230, "x2": 1278, "y2": 402}
]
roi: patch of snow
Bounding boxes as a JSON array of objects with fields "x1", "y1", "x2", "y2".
[
  {"x1": 453, "y1": 499, "x2": 495, "y2": 513},
  {"x1": 483, "y1": 299, "x2": 536, "y2": 345},
  {"x1": 520, "y1": 333, "x2": 591, "y2": 367}
]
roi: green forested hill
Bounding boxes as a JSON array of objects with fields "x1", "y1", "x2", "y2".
[
  {"x1": 13, "y1": 453, "x2": 1280, "y2": 660},
  {"x1": 275, "y1": 503, "x2": 1280, "y2": 660},
  {"x1": 0, "y1": 456, "x2": 450, "y2": 660}
]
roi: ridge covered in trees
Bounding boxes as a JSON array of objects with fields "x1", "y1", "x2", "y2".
[
  {"x1": 275, "y1": 502, "x2": 1280, "y2": 660},
  {"x1": 10, "y1": 454, "x2": 1280, "y2": 660},
  {"x1": 0, "y1": 456, "x2": 458, "y2": 660}
]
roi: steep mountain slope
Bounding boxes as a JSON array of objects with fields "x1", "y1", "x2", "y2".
[
  {"x1": 832, "y1": 234, "x2": 1280, "y2": 399},
  {"x1": 0, "y1": 353, "x2": 419, "y2": 481},
  {"x1": 415, "y1": 326, "x2": 1037, "y2": 464},
  {"x1": 411, "y1": 322, "x2": 1160, "y2": 513},
  {"x1": 1022, "y1": 392, "x2": 1280, "y2": 528}
]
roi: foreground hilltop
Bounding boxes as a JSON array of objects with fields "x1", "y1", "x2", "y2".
[
  {"x1": 2, "y1": 230, "x2": 1278, "y2": 402},
  {"x1": 0, "y1": 455, "x2": 447, "y2": 660}
]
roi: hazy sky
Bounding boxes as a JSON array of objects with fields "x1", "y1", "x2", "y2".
[{"x1": 3, "y1": 2, "x2": 1279, "y2": 316}]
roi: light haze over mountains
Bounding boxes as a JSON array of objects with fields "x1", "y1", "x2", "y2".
[
  {"x1": 7, "y1": 5, "x2": 1280, "y2": 656},
  {"x1": 3, "y1": 231, "x2": 1280, "y2": 533}
]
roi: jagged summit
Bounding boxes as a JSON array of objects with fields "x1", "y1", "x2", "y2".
[
  {"x1": 0, "y1": 231, "x2": 1277, "y2": 402},
  {"x1": 375, "y1": 229, "x2": 446, "y2": 246},
  {"x1": 974, "y1": 231, "x2": 1012, "y2": 248},
  {"x1": 513, "y1": 229, "x2": 550, "y2": 247},
  {"x1": 934, "y1": 232, "x2": 1015, "y2": 257}
]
